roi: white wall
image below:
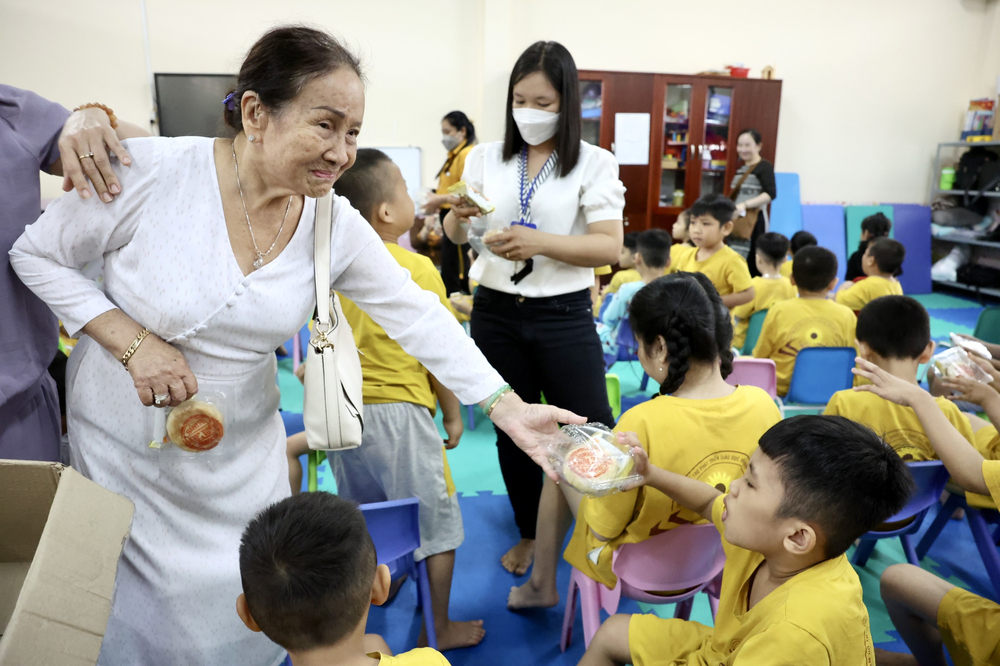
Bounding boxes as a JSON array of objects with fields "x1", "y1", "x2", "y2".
[{"x1": 2, "y1": 0, "x2": 998, "y2": 204}]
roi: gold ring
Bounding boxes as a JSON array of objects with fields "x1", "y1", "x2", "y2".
[
  {"x1": 78, "y1": 152, "x2": 95, "y2": 160},
  {"x1": 505, "y1": 252, "x2": 510, "y2": 259}
]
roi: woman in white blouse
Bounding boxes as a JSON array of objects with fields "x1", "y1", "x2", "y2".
[
  {"x1": 443, "y1": 42, "x2": 625, "y2": 584},
  {"x1": 11, "y1": 27, "x2": 582, "y2": 666}
]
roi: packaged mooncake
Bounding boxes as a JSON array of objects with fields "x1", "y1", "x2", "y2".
[{"x1": 549, "y1": 423, "x2": 643, "y2": 497}]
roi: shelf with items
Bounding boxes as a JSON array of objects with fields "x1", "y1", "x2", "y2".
[
  {"x1": 932, "y1": 233, "x2": 1000, "y2": 250},
  {"x1": 933, "y1": 189, "x2": 1000, "y2": 198},
  {"x1": 579, "y1": 79, "x2": 605, "y2": 147},
  {"x1": 932, "y1": 279, "x2": 1000, "y2": 300}
]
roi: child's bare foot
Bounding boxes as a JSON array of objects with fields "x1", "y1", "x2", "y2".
[
  {"x1": 501, "y1": 539, "x2": 534, "y2": 575},
  {"x1": 507, "y1": 578, "x2": 559, "y2": 610},
  {"x1": 873, "y1": 648, "x2": 918, "y2": 665},
  {"x1": 419, "y1": 619, "x2": 486, "y2": 650}
]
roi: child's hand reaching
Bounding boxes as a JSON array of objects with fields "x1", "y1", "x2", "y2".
[
  {"x1": 941, "y1": 374, "x2": 1000, "y2": 408},
  {"x1": 617, "y1": 431, "x2": 651, "y2": 491},
  {"x1": 852, "y1": 357, "x2": 929, "y2": 407}
]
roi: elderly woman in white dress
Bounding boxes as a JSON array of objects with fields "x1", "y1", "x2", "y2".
[{"x1": 10, "y1": 26, "x2": 580, "y2": 666}]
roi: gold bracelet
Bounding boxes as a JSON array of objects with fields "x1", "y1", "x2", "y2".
[
  {"x1": 121, "y1": 328, "x2": 151, "y2": 369},
  {"x1": 485, "y1": 386, "x2": 514, "y2": 418},
  {"x1": 73, "y1": 102, "x2": 118, "y2": 129}
]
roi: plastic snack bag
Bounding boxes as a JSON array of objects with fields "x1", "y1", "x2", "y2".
[
  {"x1": 931, "y1": 347, "x2": 993, "y2": 384},
  {"x1": 949, "y1": 333, "x2": 993, "y2": 360},
  {"x1": 549, "y1": 423, "x2": 643, "y2": 497},
  {"x1": 446, "y1": 181, "x2": 496, "y2": 215},
  {"x1": 148, "y1": 389, "x2": 231, "y2": 457}
]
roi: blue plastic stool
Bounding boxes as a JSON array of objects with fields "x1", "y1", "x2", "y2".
[
  {"x1": 783, "y1": 347, "x2": 856, "y2": 412},
  {"x1": 917, "y1": 491, "x2": 1000, "y2": 599}
]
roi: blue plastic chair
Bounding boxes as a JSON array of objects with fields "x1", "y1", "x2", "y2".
[
  {"x1": 597, "y1": 291, "x2": 615, "y2": 321},
  {"x1": 783, "y1": 347, "x2": 856, "y2": 412},
  {"x1": 741, "y1": 309, "x2": 768, "y2": 355},
  {"x1": 611, "y1": 317, "x2": 650, "y2": 392},
  {"x1": 916, "y1": 490, "x2": 1000, "y2": 599},
  {"x1": 852, "y1": 461, "x2": 949, "y2": 566}
]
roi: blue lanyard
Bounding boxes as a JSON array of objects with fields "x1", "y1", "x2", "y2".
[{"x1": 516, "y1": 145, "x2": 557, "y2": 229}]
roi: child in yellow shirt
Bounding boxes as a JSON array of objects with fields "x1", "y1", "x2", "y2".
[
  {"x1": 779, "y1": 230, "x2": 818, "y2": 279},
  {"x1": 753, "y1": 246, "x2": 857, "y2": 396},
  {"x1": 286, "y1": 150, "x2": 482, "y2": 650},
  {"x1": 238, "y1": 492, "x2": 452, "y2": 666},
  {"x1": 853, "y1": 360, "x2": 1000, "y2": 666},
  {"x1": 824, "y1": 296, "x2": 975, "y2": 460},
  {"x1": 593, "y1": 233, "x2": 640, "y2": 316},
  {"x1": 580, "y1": 414, "x2": 913, "y2": 666},
  {"x1": 569, "y1": 272, "x2": 781, "y2": 589},
  {"x1": 731, "y1": 231, "x2": 797, "y2": 349},
  {"x1": 668, "y1": 194, "x2": 754, "y2": 310},
  {"x1": 835, "y1": 237, "x2": 905, "y2": 311}
]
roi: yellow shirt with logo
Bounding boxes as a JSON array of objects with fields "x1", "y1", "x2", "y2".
[
  {"x1": 339, "y1": 243, "x2": 456, "y2": 413},
  {"x1": 564, "y1": 387, "x2": 781, "y2": 588},
  {"x1": 434, "y1": 142, "x2": 475, "y2": 208},
  {"x1": 823, "y1": 390, "x2": 975, "y2": 461},
  {"x1": 668, "y1": 244, "x2": 753, "y2": 298},
  {"x1": 731, "y1": 276, "x2": 798, "y2": 349},
  {"x1": 752, "y1": 297, "x2": 857, "y2": 396},
  {"x1": 372, "y1": 648, "x2": 451, "y2": 665},
  {"x1": 835, "y1": 275, "x2": 904, "y2": 311},
  {"x1": 629, "y1": 494, "x2": 876, "y2": 666}
]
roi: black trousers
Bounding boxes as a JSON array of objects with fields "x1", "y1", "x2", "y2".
[
  {"x1": 470, "y1": 286, "x2": 615, "y2": 539},
  {"x1": 746, "y1": 213, "x2": 768, "y2": 278},
  {"x1": 439, "y1": 210, "x2": 471, "y2": 295}
]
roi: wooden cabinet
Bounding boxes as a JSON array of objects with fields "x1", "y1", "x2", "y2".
[{"x1": 579, "y1": 70, "x2": 782, "y2": 232}]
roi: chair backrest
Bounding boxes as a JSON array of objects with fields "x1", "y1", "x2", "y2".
[
  {"x1": 360, "y1": 498, "x2": 421, "y2": 566},
  {"x1": 974, "y1": 307, "x2": 1000, "y2": 345},
  {"x1": 742, "y1": 309, "x2": 769, "y2": 355},
  {"x1": 611, "y1": 523, "x2": 726, "y2": 593},
  {"x1": 280, "y1": 411, "x2": 305, "y2": 437},
  {"x1": 884, "y1": 461, "x2": 949, "y2": 523},
  {"x1": 615, "y1": 317, "x2": 639, "y2": 361},
  {"x1": 785, "y1": 347, "x2": 856, "y2": 404},
  {"x1": 726, "y1": 358, "x2": 778, "y2": 399},
  {"x1": 606, "y1": 374, "x2": 622, "y2": 422}
]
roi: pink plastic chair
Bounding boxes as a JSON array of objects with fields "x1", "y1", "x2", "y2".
[
  {"x1": 560, "y1": 523, "x2": 726, "y2": 651},
  {"x1": 726, "y1": 357, "x2": 783, "y2": 416}
]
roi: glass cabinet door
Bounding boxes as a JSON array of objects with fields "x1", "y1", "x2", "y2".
[
  {"x1": 699, "y1": 86, "x2": 732, "y2": 197},
  {"x1": 580, "y1": 80, "x2": 603, "y2": 146},
  {"x1": 659, "y1": 83, "x2": 692, "y2": 208}
]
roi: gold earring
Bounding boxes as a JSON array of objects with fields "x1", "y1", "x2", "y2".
[{"x1": 247, "y1": 134, "x2": 256, "y2": 143}]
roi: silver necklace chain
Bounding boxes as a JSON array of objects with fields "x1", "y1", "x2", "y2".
[{"x1": 231, "y1": 141, "x2": 291, "y2": 270}]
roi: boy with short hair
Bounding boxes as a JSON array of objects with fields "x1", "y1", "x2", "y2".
[
  {"x1": 668, "y1": 194, "x2": 754, "y2": 309},
  {"x1": 845, "y1": 212, "x2": 892, "y2": 282},
  {"x1": 579, "y1": 415, "x2": 913, "y2": 666},
  {"x1": 238, "y1": 492, "x2": 451, "y2": 666},
  {"x1": 824, "y1": 296, "x2": 974, "y2": 460},
  {"x1": 780, "y1": 230, "x2": 818, "y2": 279},
  {"x1": 732, "y1": 231, "x2": 797, "y2": 349},
  {"x1": 753, "y1": 246, "x2": 857, "y2": 396},
  {"x1": 836, "y1": 237, "x2": 905, "y2": 311},
  {"x1": 287, "y1": 149, "x2": 483, "y2": 650},
  {"x1": 594, "y1": 232, "x2": 641, "y2": 316},
  {"x1": 598, "y1": 229, "x2": 672, "y2": 357}
]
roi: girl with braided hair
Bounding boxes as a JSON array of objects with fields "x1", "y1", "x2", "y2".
[{"x1": 513, "y1": 272, "x2": 781, "y2": 607}]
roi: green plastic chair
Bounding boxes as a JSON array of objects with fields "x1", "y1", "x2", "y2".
[
  {"x1": 308, "y1": 450, "x2": 327, "y2": 492},
  {"x1": 742, "y1": 310, "x2": 769, "y2": 355},
  {"x1": 606, "y1": 374, "x2": 622, "y2": 422},
  {"x1": 973, "y1": 307, "x2": 1000, "y2": 345}
]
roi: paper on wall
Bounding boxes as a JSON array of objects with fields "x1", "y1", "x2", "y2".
[{"x1": 613, "y1": 113, "x2": 650, "y2": 166}]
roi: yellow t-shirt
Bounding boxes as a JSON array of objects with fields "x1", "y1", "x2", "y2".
[
  {"x1": 731, "y1": 276, "x2": 797, "y2": 349},
  {"x1": 372, "y1": 648, "x2": 451, "y2": 665},
  {"x1": 629, "y1": 495, "x2": 876, "y2": 665},
  {"x1": 668, "y1": 244, "x2": 753, "y2": 298},
  {"x1": 752, "y1": 297, "x2": 857, "y2": 396},
  {"x1": 835, "y1": 275, "x2": 904, "y2": 311},
  {"x1": 779, "y1": 258, "x2": 793, "y2": 279},
  {"x1": 823, "y1": 390, "x2": 975, "y2": 461},
  {"x1": 975, "y1": 425, "x2": 1000, "y2": 459},
  {"x1": 607, "y1": 268, "x2": 641, "y2": 294},
  {"x1": 339, "y1": 244, "x2": 456, "y2": 413},
  {"x1": 564, "y1": 387, "x2": 781, "y2": 588},
  {"x1": 434, "y1": 142, "x2": 474, "y2": 208}
]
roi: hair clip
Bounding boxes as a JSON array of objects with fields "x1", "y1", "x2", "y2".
[{"x1": 223, "y1": 92, "x2": 236, "y2": 111}]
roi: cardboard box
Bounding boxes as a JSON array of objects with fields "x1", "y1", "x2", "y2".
[{"x1": 0, "y1": 461, "x2": 134, "y2": 666}]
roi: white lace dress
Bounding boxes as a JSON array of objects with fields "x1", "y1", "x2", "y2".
[{"x1": 10, "y1": 136, "x2": 502, "y2": 666}]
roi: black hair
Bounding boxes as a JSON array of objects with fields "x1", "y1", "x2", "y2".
[
  {"x1": 738, "y1": 128, "x2": 763, "y2": 145},
  {"x1": 635, "y1": 229, "x2": 673, "y2": 269},
  {"x1": 502, "y1": 41, "x2": 581, "y2": 177},
  {"x1": 790, "y1": 231, "x2": 818, "y2": 254},
  {"x1": 629, "y1": 272, "x2": 734, "y2": 395},
  {"x1": 224, "y1": 25, "x2": 363, "y2": 131},
  {"x1": 332, "y1": 148, "x2": 395, "y2": 222},
  {"x1": 791, "y1": 246, "x2": 838, "y2": 292},
  {"x1": 861, "y1": 212, "x2": 892, "y2": 238},
  {"x1": 622, "y1": 231, "x2": 641, "y2": 253},
  {"x1": 867, "y1": 238, "x2": 905, "y2": 276},
  {"x1": 442, "y1": 111, "x2": 476, "y2": 144},
  {"x1": 759, "y1": 415, "x2": 913, "y2": 558},
  {"x1": 239, "y1": 492, "x2": 378, "y2": 651},
  {"x1": 689, "y1": 194, "x2": 736, "y2": 226},
  {"x1": 756, "y1": 232, "x2": 790, "y2": 264},
  {"x1": 856, "y1": 296, "x2": 930, "y2": 360}
]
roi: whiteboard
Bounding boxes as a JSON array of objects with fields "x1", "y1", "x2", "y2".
[{"x1": 370, "y1": 146, "x2": 422, "y2": 197}]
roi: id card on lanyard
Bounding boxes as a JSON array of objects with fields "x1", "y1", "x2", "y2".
[{"x1": 511, "y1": 146, "x2": 557, "y2": 284}]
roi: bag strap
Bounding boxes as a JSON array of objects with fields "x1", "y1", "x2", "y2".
[
  {"x1": 314, "y1": 193, "x2": 334, "y2": 331},
  {"x1": 728, "y1": 162, "x2": 758, "y2": 202}
]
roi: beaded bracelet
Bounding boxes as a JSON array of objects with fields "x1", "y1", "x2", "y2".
[
  {"x1": 73, "y1": 102, "x2": 118, "y2": 130},
  {"x1": 121, "y1": 328, "x2": 151, "y2": 369},
  {"x1": 485, "y1": 384, "x2": 514, "y2": 417}
]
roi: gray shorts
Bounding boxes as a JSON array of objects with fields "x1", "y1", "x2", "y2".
[{"x1": 329, "y1": 401, "x2": 463, "y2": 560}]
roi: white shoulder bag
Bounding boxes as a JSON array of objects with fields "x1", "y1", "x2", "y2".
[{"x1": 302, "y1": 193, "x2": 365, "y2": 451}]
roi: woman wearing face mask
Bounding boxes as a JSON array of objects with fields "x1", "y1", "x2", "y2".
[
  {"x1": 443, "y1": 41, "x2": 625, "y2": 578},
  {"x1": 424, "y1": 111, "x2": 477, "y2": 294},
  {"x1": 729, "y1": 128, "x2": 777, "y2": 276}
]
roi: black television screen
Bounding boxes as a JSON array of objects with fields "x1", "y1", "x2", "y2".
[{"x1": 155, "y1": 73, "x2": 237, "y2": 138}]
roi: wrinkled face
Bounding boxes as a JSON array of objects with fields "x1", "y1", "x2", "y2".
[
  {"x1": 512, "y1": 71, "x2": 561, "y2": 113},
  {"x1": 720, "y1": 449, "x2": 787, "y2": 552},
  {"x1": 688, "y1": 214, "x2": 731, "y2": 247},
  {"x1": 252, "y1": 68, "x2": 365, "y2": 198},
  {"x1": 736, "y1": 132, "x2": 762, "y2": 163}
]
